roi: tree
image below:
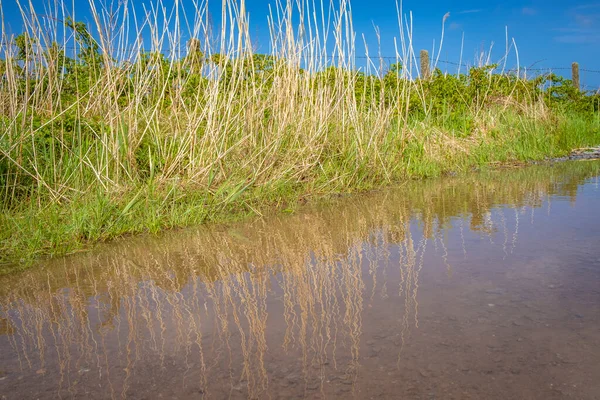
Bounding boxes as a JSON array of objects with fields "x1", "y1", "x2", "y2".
[
  {"x1": 185, "y1": 38, "x2": 204, "y2": 74},
  {"x1": 15, "y1": 33, "x2": 37, "y2": 62},
  {"x1": 64, "y1": 17, "x2": 103, "y2": 71}
]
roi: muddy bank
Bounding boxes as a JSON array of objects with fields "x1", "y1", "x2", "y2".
[{"x1": 551, "y1": 146, "x2": 600, "y2": 162}]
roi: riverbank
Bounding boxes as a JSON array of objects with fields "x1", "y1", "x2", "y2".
[
  {"x1": 1, "y1": 0, "x2": 600, "y2": 274},
  {"x1": 556, "y1": 146, "x2": 600, "y2": 161},
  {"x1": 1, "y1": 115, "x2": 599, "y2": 275}
]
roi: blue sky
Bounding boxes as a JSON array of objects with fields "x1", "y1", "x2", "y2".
[
  {"x1": 353, "y1": 0, "x2": 600, "y2": 87},
  {"x1": 3, "y1": 0, "x2": 600, "y2": 89}
]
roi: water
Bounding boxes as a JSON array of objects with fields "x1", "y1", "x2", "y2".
[{"x1": 1, "y1": 161, "x2": 600, "y2": 399}]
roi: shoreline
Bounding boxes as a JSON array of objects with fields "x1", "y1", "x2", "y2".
[
  {"x1": 2, "y1": 148, "x2": 599, "y2": 276},
  {"x1": 484, "y1": 146, "x2": 600, "y2": 170},
  {"x1": 1, "y1": 0, "x2": 600, "y2": 276}
]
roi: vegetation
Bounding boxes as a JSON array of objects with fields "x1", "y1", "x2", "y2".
[{"x1": 1, "y1": 0, "x2": 599, "y2": 271}]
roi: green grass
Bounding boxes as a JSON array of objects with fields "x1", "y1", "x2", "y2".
[{"x1": 2, "y1": 108, "x2": 598, "y2": 274}]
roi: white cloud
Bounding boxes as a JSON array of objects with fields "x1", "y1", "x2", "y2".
[
  {"x1": 573, "y1": 3, "x2": 600, "y2": 11},
  {"x1": 554, "y1": 35, "x2": 599, "y2": 44},
  {"x1": 553, "y1": 27, "x2": 588, "y2": 33},
  {"x1": 574, "y1": 13, "x2": 599, "y2": 27}
]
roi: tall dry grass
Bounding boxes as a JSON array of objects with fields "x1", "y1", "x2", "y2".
[{"x1": 0, "y1": 0, "x2": 425, "y2": 202}]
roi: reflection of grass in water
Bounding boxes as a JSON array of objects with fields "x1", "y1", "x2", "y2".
[{"x1": 0, "y1": 161, "x2": 599, "y2": 397}]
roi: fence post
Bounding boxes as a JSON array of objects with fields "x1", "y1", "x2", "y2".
[
  {"x1": 572, "y1": 62, "x2": 580, "y2": 91},
  {"x1": 420, "y1": 50, "x2": 430, "y2": 80}
]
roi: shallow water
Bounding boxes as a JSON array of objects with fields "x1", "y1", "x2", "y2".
[{"x1": 1, "y1": 161, "x2": 600, "y2": 399}]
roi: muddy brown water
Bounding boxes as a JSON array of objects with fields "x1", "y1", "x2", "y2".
[{"x1": 1, "y1": 161, "x2": 600, "y2": 400}]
